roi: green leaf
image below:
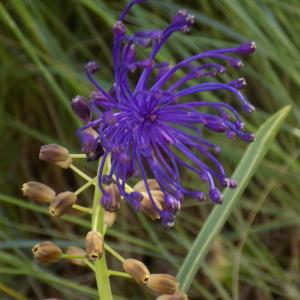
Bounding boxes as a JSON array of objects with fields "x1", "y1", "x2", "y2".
[{"x1": 177, "y1": 105, "x2": 291, "y2": 292}]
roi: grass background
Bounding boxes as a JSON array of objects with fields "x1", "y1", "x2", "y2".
[{"x1": 0, "y1": 0, "x2": 299, "y2": 299}]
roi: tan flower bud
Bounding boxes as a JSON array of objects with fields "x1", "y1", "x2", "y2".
[
  {"x1": 104, "y1": 211, "x2": 117, "y2": 227},
  {"x1": 134, "y1": 180, "x2": 164, "y2": 220},
  {"x1": 140, "y1": 190, "x2": 164, "y2": 220},
  {"x1": 22, "y1": 181, "x2": 55, "y2": 203},
  {"x1": 134, "y1": 179, "x2": 161, "y2": 192},
  {"x1": 85, "y1": 230, "x2": 104, "y2": 261},
  {"x1": 122, "y1": 258, "x2": 150, "y2": 283},
  {"x1": 146, "y1": 274, "x2": 179, "y2": 295},
  {"x1": 156, "y1": 292, "x2": 188, "y2": 300},
  {"x1": 53, "y1": 156, "x2": 73, "y2": 169},
  {"x1": 32, "y1": 241, "x2": 62, "y2": 263},
  {"x1": 39, "y1": 144, "x2": 72, "y2": 169},
  {"x1": 49, "y1": 191, "x2": 77, "y2": 217},
  {"x1": 66, "y1": 246, "x2": 86, "y2": 267},
  {"x1": 102, "y1": 184, "x2": 121, "y2": 212}
]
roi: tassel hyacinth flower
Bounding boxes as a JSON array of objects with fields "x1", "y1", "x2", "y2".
[{"x1": 72, "y1": 0, "x2": 256, "y2": 227}]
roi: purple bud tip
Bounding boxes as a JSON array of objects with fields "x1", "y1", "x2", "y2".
[
  {"x1": 229, "y1": 78, "x2": 247, "y2": 90},
  {"x1": 85, "y1": 61, "x2": 99, "y2": 74},
  {"x1": 226, "y1": 130, "x2": 236, "y2": 140},
  {"x1": 164, "y1": 195, "x2": 181, "y2": 212},
  {"x1": 195, "y1": 191, "x2": 206, "y2": 202},
  {"x1": 205, "y1": 120, "x2": 227, "y2": 133},
  {"x1": 243, "y1": 103, "x2": 255, "y2": 113},
  {"x1": 231, "y1": 59, "x2": 244, "y2": 69},
  {"x1": 214, "y1": 146, "x2": 222, "y2": 154},
  {"x1": 218, "y1": 66, "x2": 226, "y2": 73},
  {"x1": 160, "y1": 211, "x2": 175, "y2": 228},
  {"x1": 209, "y1": 188, "x2": 223, "y2": 204},
  {"x1": 236, "y1": 121, "x2": 245, "y2": 130},
  {"x1": 173, "y1": 9, "x2": 188, "y2": 23},
  {"x1": 71, "y1": 96, "x2": 91, "y2": 123},
  {"x1": 113, "y1": 21, "x2": 126, "y2": 37},
  {"x1": 222, "y1": 178, "x2": 237, "y2": 188},
  {"x1": 229, "y1": 179, "x2": 237, "y2": 189},
  {"x1": 238, "y1": 41, "x2": 256, "y2": 55},
  {"x1": 186, "y1": 14, "x2": 195, "y2": 25},
  {"x1": 241, "y1": 132, "x2": 255, "y2": 143}
]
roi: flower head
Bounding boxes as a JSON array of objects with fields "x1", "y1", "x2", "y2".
[{"x1": 73, "y1": 0, "x2": 256, "y2": 227}]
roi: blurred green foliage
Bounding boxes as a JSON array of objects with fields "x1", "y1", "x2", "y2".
[{"x1": 0, "y1": 0, "x2": 299, "y2": 299}]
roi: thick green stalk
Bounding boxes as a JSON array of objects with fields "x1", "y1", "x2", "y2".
[{"x1": 92, "y1": 159, "x2": 113, "y2": 300}]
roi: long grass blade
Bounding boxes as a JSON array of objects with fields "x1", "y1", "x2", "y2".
[{"x1": 177, "y1": 105, "x2": 291, "y2": 292}]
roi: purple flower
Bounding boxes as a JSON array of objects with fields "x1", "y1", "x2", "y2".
[{"x1": 72, "y1": 0, "x2": 256, "y2": 227}]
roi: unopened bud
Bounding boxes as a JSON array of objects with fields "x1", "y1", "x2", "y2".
[
  {"x1": 71, "y1": 95, "x2": 91, "y2": 123},
  {"x1": 134, "y1": 180, "x2": 164, "y2": 220},
  {"x1": 101, "y1": 184, "x2": 121, "y2": 212},
  {"x1": 156, "y1": 292, "x2": 188, "y2": 300},
  {"x1": 104, "y1": 211, "x2": 117, "y2": 227},
  {"x1": 123, "y1": 258, "x2": 150, "y2": 283},
  {"x1": 146, "y1": 274, "x2": 179, "y2": 295},
  {"x1": 79, "y1": 128, "x2": 104, "y2": 161},
  {"x1": 39, "y1": 144, "x2": 72, "y2": 169},
  {"x1": 22, "y1": 181, "x2": 55, "y2": 203},
  {"x1": 85, "y1": 230, "x2": 104, "y2": 261},
  {"x1": 85, "y1": 61, "x2": 99, "y2": 74},
  {"x1": 32, "y1": 241, "x2": 62, "y2": 263},
  {"x1": 134, "y1": 179, "x2": 161, "y2": 192},
  {"x1": 113, "y1": 21, "x2": 126, "y2": 37},
  {"x1": 49, "y1": 192, "x2": 77, "y2": 217},
  {"x1": 140, "y1": 191, "x2": 164, "y2": 220},
  {"x1": 66, "y1": 246, "x2": 86, "y2": 267}
]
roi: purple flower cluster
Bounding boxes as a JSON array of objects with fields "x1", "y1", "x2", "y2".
[{"x1": 71, "y1": 0, "x2": 256, "y2": 227}]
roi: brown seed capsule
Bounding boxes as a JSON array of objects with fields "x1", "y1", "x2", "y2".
[
  {"x1": 156, "y1": 292, "x2": 189, "y2": 300},
  {"x1": 146, "y1": 274, "x2": 179, "y2": 295},
  {"x1": 85, "y1": 230, "x2": 104, "y2": 261},
  {"x1": 122, "y1": 258, "x2": 150, "y2": 283},
  {"x1": 22, "y1": 181, "x2": 56, "y2": 203},
  {"x1": 49, "y1": 191, "x2": 77, "y2": 217},
  {"x1": 32, "y1": 241, "x2": 62, "y2": 263},
  {"x1": 39, "y1": 144, "x2": 72, "y2": 169},
  {"x1": 104, "y1": 211, "x2": 117, "y2": 227},
  {"x1": 134, "y1": 180, "x2": 164, "y2": 220},
  {"x1": 66, "y1": 246, "x2": 86, "y2": 267}
]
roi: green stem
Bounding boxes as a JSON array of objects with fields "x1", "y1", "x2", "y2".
[
  {"x1": 92, "y1": 158, "x2": 113, "y2": 300},
  {"x1": 70, "y1": 153, "x2": 87, "y2": 159},
  {"x1": 108, "y1": 270, "x2": 131, "y2": 279},
  {"x1": 70, "y1": 164, "x2": 94, "y2": 182},
  {"x1": 74, "y1": 176, "x2": 97, "y2": 196},
  {"x1": 104, "y1": 244, "x2": 125, "y2": 263},
  {"x1": 72, "y1": 204, "x2": 92, "y2": 214}
]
